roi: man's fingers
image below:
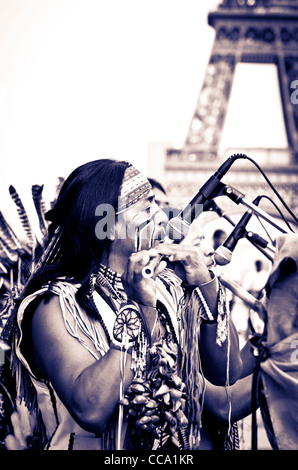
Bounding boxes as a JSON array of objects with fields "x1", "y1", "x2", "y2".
[
  {"x1": 157, "y1": 243, "x2": 197, "y2": 262},
  {"x1": 154, "y1": 260, "x2": 168, "y2": 278},
  {"x1": 130, "y1": 251, "x2": 150, "y2": 268},
  {"x1": 125, "y1": 251, "x2": 155, "y2": 282}
]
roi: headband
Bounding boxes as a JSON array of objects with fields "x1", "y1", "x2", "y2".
[{"x1": 116, "y1": 165, "x2": 151, "y2": 215}]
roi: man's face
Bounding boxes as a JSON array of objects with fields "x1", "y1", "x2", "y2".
[{"x1": 114, "y1": 189, "x2": 168, "y2": 254}]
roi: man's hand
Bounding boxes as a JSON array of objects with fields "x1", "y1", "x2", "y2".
[
  {"x1": 122, "y1": 250, "x2": 167, "y2": 307},
  {"x1": 156, "y1": 242, "x2": 213, "y2": 286}
]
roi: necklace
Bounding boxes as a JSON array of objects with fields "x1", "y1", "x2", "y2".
[
  {"x1": 95, "y1": 267, "x2": 177, "y2": 343},
  {"x1": 87, "y1": 264, "x2": 126, "y2": 345},
  {"x1": 95, "y1": 264, "x2": 126, "y2": 303},
  {"x1": 88, "y1": 264, "x2": 179, "y2": 349}
]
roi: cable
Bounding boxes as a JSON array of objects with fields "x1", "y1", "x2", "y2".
[
  {"x1": 255, "y1": 194, "x2": 296, "y2": 234},
  {"x1": 230, "y1": 153, "x2": 298, "y2": 226}
]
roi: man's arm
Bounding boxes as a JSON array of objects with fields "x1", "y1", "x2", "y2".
[{"x1": 31, "y1": 296, "x2": 134, "y2": 434}]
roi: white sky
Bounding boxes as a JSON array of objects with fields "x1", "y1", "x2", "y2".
[{"x1": 0, "y1": 0, "x2": 288, "y2": 236}]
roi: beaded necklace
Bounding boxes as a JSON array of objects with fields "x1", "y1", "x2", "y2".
[
  {"x1": 97, "y1": 264, "x2": 126, "y2": 298},
  {"x1": 87, "y1": 264, "x2": 127, "y2": 345},
  {"x1": 88, "y1": 265, "x2": 179, "y2": 347}
]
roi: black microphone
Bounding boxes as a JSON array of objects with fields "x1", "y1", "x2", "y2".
[
  {"x1": 166, "y1": 155, "x2": 242, "y2": 241},
  {"x1": 214, "y1": 210, "x2": 253, "y2": 266}
]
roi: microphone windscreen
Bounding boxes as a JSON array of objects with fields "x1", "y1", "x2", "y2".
[{"x1": 213, "y1": 245, "x2": 233, "y2": 266}]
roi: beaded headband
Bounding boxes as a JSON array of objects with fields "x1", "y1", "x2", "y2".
[{"x1": 116, "y1": 165, "x2": 151, "y2": 215}]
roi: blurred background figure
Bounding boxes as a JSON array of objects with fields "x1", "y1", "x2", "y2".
[
  {"x1": 231, "y1": 259, "x2": 269, "y2": 347},
  {"x1": 242, "y1": 259, "x2": 268, "y2": 300},
  {"x1": 212, "y1": 229, "x2": 227, "y2": 250},
  {"x1": 148, "y1": 178, "x2": 180, "y2": 223},
  {"x1": 147, "y1": 178, "x2": 169, "y2": 209}
]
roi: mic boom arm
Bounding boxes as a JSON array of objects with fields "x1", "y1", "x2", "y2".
[{"x1": 224, "y1": 186, "x2": 290, "y2": 234}]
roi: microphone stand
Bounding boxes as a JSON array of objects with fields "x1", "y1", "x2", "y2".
[
  {"x1": 204, "y1": 184, "x2": 278, "y2": 260},
  {"x1": 222, "y1": 185, "x2": 291, "y2": 234},
  {"x1": 220, "y1": 213, "x2": 275, "y2": 262}
]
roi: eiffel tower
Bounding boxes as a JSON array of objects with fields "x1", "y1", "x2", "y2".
[{"x1": 165, "y1": 0, "x2": 298, "y2": 217}]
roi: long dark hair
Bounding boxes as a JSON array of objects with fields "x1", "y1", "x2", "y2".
[{"x1": 23, "y1": 158, "x2": 129, "y2": 301}]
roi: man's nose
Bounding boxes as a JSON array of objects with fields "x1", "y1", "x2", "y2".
[{"x1": 202, "y1": 239, "x2": 215, "y2": 257}]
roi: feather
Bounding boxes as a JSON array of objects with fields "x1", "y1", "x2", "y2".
[
  {"x1": 0, "y1": 260, "x2": 7, "y2": 274},
  {"x1": 31, "y1": 184, "x2": 47, "y2": 235},
  {"x1": 0, "y1": 211, "x2": 22, "y2": 252},
  {"x1": 0, "y1": 238, "x2": 18, "y2": 263},
  {"x1": 9, "y1": 185, "x2": 35, "y2": 248}
]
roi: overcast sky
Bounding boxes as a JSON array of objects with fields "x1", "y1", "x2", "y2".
[{"x1": 0, "y1": 0, "x2": 287, "y2": 236}]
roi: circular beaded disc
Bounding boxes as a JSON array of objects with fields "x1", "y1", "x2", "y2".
[{"x1": 113, "y1": 308, "x2": 141, "y2": 342}]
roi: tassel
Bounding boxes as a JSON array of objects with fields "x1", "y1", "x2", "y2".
[
  {"x1": 179, "y1": 289, "x2": 205, "y2": 449},
  {"x1": 31, "y1": 185, "x2": 48, "y2": 235},
  {"x1": 0, "y1": 287, "x2": 19, "y2": 341},
  {"x1": 9, "y1": 185, "x2": 35, "y2": 248}
]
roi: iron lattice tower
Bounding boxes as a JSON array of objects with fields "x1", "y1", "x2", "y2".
[{"x1": 165, "y1": 0, "x2": 298, "y2": 214}]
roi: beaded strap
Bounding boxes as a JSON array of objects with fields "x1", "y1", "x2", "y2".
[
  {"x1": 195, "y1": 287, "x2": 215, "y2": 323},
  {"x1": 216, "y1": 285, "x2": 230, "y2": 347},
  {"x1": 194, "y1": 272, "x2": 230, "y2": 347}
]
